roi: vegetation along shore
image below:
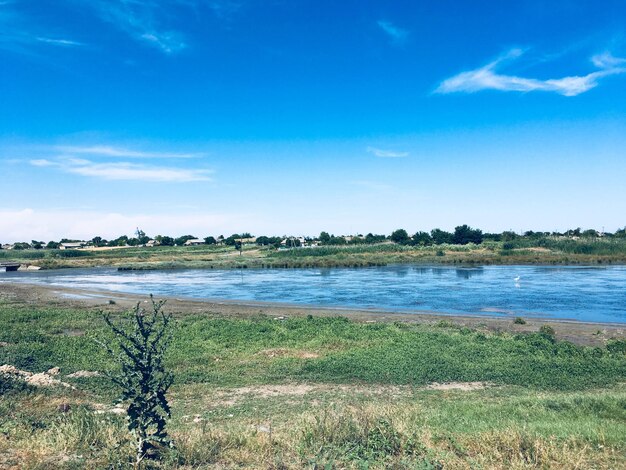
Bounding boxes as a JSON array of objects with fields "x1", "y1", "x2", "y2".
[{"x1": 2, "y1": 225, "x2": 626, "y2": 270}]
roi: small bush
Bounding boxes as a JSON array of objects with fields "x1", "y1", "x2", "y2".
[
  {"x1": 513, "y1": 317, "x2": 527, "y2": 325},
  {"x1": 539, "y1": 325, "x2": 556, "y2": 338},
  {"x1": 606, "y1": 339, "x2": 626, "y2": 356}
]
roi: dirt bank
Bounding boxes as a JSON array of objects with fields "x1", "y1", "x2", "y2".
[{"x1": 0, "y1": 282, "x2": 623, "y2": 347}]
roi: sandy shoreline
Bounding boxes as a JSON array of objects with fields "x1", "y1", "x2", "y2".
[{"x1": 1, "y1": 281, "x2": 624, "y2": 347}]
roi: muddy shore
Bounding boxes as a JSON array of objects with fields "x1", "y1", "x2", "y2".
[{"x1": 1, "y1": 282, "x2": 624, "y2": 347}]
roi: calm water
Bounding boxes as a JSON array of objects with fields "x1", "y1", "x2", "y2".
[{"x1": 2, "y1": 265, "x2": 626, "y2": 323}]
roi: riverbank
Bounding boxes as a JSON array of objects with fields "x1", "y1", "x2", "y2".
[
  {"x1": 1, "y1": 282, "x2": 626, "y2": 468},
  {"x1": 2, "y1": 282, "x2": 624, "y2": 347}
]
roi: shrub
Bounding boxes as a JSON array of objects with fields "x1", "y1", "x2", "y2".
[
  {"x1": 539, "y1": 325, "x2": 556, "y2": 340},
  {"x1": 513, "y1": 317, "x2": 527, "y2": 325},
  {"x1": 606, "y1": 339, "x2": 626, "y2": 356},
  {"x1": 100, "y1": 297, "x2": 174, "y2": 466}
]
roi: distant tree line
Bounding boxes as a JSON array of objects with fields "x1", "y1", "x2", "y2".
[{"x1": 2, "y1": 226, "x2": 625, "y2": 250}]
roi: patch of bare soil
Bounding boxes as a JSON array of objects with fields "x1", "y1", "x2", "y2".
[
  {"x1": 207, "y1": 383, "x2": 418, "y2": 407},
  {"x1": 66, "y1": 370, "x2": 100, "y2": 378},
  {"x1": 427, "y1": 382, "x2": 487, "y2": 391},
  {"x1": 0, "y1": 365, "x2": 73, "y2": 388},
  {"x1": 256, "y1": 348, "x2": 320, "y2": 359}
]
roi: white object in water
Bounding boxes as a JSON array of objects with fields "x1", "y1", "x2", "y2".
[{"x1": 514, "y1": 276, "x2": 521, "y2": 282}]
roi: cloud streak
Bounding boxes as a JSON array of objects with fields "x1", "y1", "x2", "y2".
[
  {"x1": 367, "y1": 146, "x2": 409, "y2": 158},
  {"x1": 84, "y1": 0, "x2": 186, "y2": 54},
  {"x1": 436, "y1": 49, "x2": 626, "y2": 96},
  {"x1": 35, "y1": 37, "x2": 83, "y2": 47},
  {"x1": 29, "y1": 156, "x2": 212, "y2": 182},
  {"x1": 377, "y1": 20, "x2": 408, "y2": 45},
  {"x1": 0, "y1": 5, "x2": 84, "y2": 52},
  {"x1": 55, "y1": 145, "x2": 200, "y2": 159}
]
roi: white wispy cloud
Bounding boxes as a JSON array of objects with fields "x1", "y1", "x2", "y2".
[
  {"x1": 0, "y1": 6, "x2": 84, "y2": 53},
  {"x1": 367, "y1": 146, "x2": 409, "y2": 158},
  {"x1": 35, "y1": 37, "x2": 83, "y2": 47},
  {"x1": 436, "y1": 49, "x2": 626, "y2": 96},
  {"x1": 68, "y1": 161, "x2": 211, "y2": 182},
  {"x1": 29, "y1": 157, "x2": 212, "y2": 182},
  {"x1": 29, "y1": 159, "x2": 55, "y2": 167},
  {"x1": 139, "y1": 31, "x2": 186, "y2": 54},
  {"x1": 55, "y1": 145, "x2": 199, "y2": 159},
  {"x1": 377, "y1": 20, "x2": 409, "y2": 45},
  {"x1": 83, "y1": 0, "x2": 186, "y2": 54}
]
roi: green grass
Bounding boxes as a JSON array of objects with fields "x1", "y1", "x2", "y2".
[
  {"x1": 1, "y1": 298, "x2": 625, "y2": 467},
  {"x1": 1, "y1": 302, "x2": 625, "y2": 392}
]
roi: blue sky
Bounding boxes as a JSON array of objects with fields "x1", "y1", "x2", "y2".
[{"x1": 1, "y1": 0, "x2": 625, "y2": 241}]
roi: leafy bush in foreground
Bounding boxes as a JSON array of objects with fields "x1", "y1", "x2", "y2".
[{"x1": 100, "y1": 298, "x2": 174, "y2": 466}]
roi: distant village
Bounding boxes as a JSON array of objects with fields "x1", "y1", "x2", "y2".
[
  {"x1": 1, "y1": 226, "x2": 621, "y2": 251},
  {"x1": 1, "y1": 231, "x2": 359, "y2": 251}
]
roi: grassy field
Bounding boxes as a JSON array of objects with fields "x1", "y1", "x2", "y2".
[
  {"x1": 3, "y1": 237, "x2": 626, "y2": 271},
  {"x1": 1, "y1": 295, "x2": 625, "y2": 468}
]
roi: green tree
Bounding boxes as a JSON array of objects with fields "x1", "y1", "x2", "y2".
[
  {"x1": 319, "y1": 231, "x2": 331, "y2": 244},
  {"x1": 411, "y1": 231, "x2": 432, "y2": 246},
  {"x1": 430, "y1": 228, "x2": 453, "y2": 245},
  {"x1": 255, "y1": 235, "x2": 270, "y2": 245},
  {"x1": 108, "y1": 235, "x2": 129, "y2": 247},
  {"x1": 452, "y1": 225, "x2": 483, "y2": 245},
  {"x1": 174, "y1": 235, "x2": 196, "y2": 246},
  {"x1": 46, "y1": 241, "x2": 60, "y2": 249},
  {"x1": 127, "y1": 238, "x2": 140, "y2": 246},
  {"x1": 285, "y1": 237, "x2": 301, "y2": 248},
  {"x1": 204, "y1": 236, "x2": 217, "y2": 245},
  {"x1": 364, "y1": 233, "x2": 386, "y2": 244},
  {"x1": 12, "y1": 242, "x2": 31, "y2": 250},
  {"x1": 501, "y1": 231, "x2": 518, "y2": 241},
  {"x1": 328, "y1": 235, "x2": 347, "y2": 245},
  {"x1": 390, "y1": 229, "x2": 410, "y2": 245},
  {"x1": 100, "y1": 298, "x2": 174, "y2": 467},
  {"x1": 158, "y1": 236, "x2": 175, "y2": 246},
  {"x1": 581, "y1": 229, "x2": 599, "y2": 238},
  {"x1": 224, "y1": 234, "x2": 240, "y2": 246}
]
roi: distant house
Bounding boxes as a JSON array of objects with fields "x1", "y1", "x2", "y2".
[
  {"x1": 145, "y1": 239, "x2": 158, "y2": 247},
  {"x1": 184, "y1": 239, "x2": 205, "y2": 246},
  {"x1": 241, "y1": 237, "x2": 257, "y2": 245},
  {"x1": 59, "y1": 242, "x2": 85, "y2": 250},
  {"x1": 1, "y1": 244, "x2": 14, "y2": 250}
]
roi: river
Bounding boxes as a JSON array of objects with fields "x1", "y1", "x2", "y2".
[{"x1": 1, "y1": 265, "x2": 625, "y2": 323}]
